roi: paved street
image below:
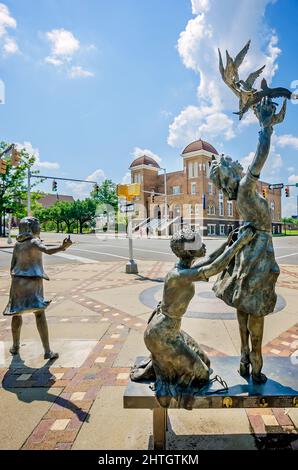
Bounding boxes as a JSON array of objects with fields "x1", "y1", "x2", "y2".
[{"x1": 0, "y1": 232, "x2": 298, "y2": 269}]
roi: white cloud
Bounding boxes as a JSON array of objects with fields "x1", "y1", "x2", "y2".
[
  {"x1": 241, "y1": 147, "x2": 283, "y2": 182},
  {"x1": 288, "y1": 174, "x2": 298, "y2": 184},
  {"x1": 168, "y1": 105, "x2": 234, "y2": 148},
  {"x1": 0, "y1": 3, "x2": 16, "y2": 36},
  {"x1": 16, "y1": 141, "x2": 60, "y2": 170},
  {"x1": 239, "y1": 109, "x2": 258, "y2": 127},
  {"x1": 86, "y1": 168, "x2": 105, "y2": 182},
  {"x1": 283, "y1": 197, "x2": 297, "y2": 218},
  {"x1": 0, "y1": 3, "x2": 19, "y2": 55},
  {"x1": 66, "y1": 168, "x2": 105, "y2": 200},
  {"x1": 287, "y1": 167, "x2": 295, "y2": 173},
  {"x1": 132, "y1": 147, "x2": 162, "y2": 164},
  {"x1": 275, "y1": 134, "x2": 298, "y2": 150},
  {"x1": 241, "y1": 151, "x2": 255, "y2": 171},
  {"x1": 168, "y1": 0, "x2": 280, "y2": 147},
  {"x1": 69, "y1": 65, "x2": 94, "y2": 79},
  {"x1": 45, "y1": 28, "x2": 94, "y2": 78},
  {"x1": 46, "y1": 29, "x2": 79, "y2": 59},
  {"x1": 191, "y1": 0, "x2": 210, "y2": 14},
  {"x1": 3, "y1": 36, "x2": 18, "y2": 54},
  {"x1": 45, "y1": 56, "x2": 63, "y2": 66},
  {"x1": 121, "y1": 172, "x2": 131, "y2": 184}
]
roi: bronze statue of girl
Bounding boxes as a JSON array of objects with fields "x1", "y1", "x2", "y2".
[
  {"x1": 3, "y1": 216, "x2": 72, "y2": 360},
  {"x1": 131, "y1": 226, "x2": 254, "y2": 408},
  {"x1": 210, "y1": 98, "x2": 285, "y2": 383}
]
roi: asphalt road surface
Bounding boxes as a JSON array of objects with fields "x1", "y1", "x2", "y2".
[{"x1": 0, "y1": 232, "x2": 297, "y2": 270}]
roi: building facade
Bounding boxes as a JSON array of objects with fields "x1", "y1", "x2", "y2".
[{"x1": 129, "y1": 139, "x2": 282, "y2": 236}]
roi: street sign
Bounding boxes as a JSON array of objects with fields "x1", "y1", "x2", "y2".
[
  {"x1": 117, "y1": 183, "x2": 141, "y2": 200},
  {"x1": 268, "y1": 183, "x2": 284, "y2": 190},
  {"x1": 120, "y1": 203, "x2": 135, "y2": 213}
]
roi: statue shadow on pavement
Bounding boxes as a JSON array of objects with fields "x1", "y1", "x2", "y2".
[{"x1": 1, "y1": 354, "x2": 90, "y2": 423}]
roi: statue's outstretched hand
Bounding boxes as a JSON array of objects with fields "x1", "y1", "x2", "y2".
[
  {"x1": 62, "y1": 236, "x2": 72, "y2": 251},
  {"x1": 253, "y1": 97, "x2": 286, "y2": 129}
]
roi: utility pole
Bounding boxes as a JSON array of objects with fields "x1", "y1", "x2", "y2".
[
  {"x1": 117, "y1": 184, "x2": 139, "y2": 274},
  {"x1": 162, "y1": 168, "x2": 168, "y2": 238},
  {"x1": 126, "y1": 207, "x2": 138, "y2": 274}
]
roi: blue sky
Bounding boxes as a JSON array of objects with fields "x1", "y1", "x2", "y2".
[{"x1": 0, "y1": 0, "x2": 297, "y2": 215}]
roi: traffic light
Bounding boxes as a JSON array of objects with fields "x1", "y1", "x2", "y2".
[
  {"x1": 0, "y1": 159, "x2": 7, "y2": 174},
  {"x1": 52, "y1": 180, "x2": 58, "y2": 191},
  {"x1": 285, "y1": 186, "x2": 290, "y2": 198},
  {"x1": 94, "y1": 183, "x2": 99, "y2": 193},
  {"x1": 11, "y1": 147, "x2": 20, "y2": 166},
  {"x1": 262, "y1": 187, "x2": 268, "y2": 198}
]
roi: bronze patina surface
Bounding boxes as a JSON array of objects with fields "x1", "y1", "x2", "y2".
[
  {"x1": 131, "y1": 41, "x2": 294, "y2": 408},
  {"x1": 131, "y1": 227, "x2": 254, "y2": 409},
  {"x1": 210, "y1": 43, "x2": 290, "y2": 384},
  {"x1": 3, "y1": 216, "x2": 72, "y2": 360}
]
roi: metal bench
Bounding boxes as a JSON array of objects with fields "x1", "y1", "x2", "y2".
[{"x1": 123, "y1": 356, "x2": 298, "y2": 450}]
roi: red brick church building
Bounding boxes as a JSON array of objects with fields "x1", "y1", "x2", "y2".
[{"x1": 129, "y1": 139, "x2": 282, "y2": 236}]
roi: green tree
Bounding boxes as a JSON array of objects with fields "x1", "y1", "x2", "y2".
[
  {"x1": 282, "y1": 217, "x2": 298, "y2": 227},
  {"x1": 92, "y1": 179, "x2": 118, "y2": 210},
  {"x1": 0, "y1": 141, "x2": 39, "y2": 234},
  {"x1": 73, "y1": 198, "x2": 96, "y2": 233},
  {"x1": 57, "y1": 201, "x2": 76, "y2": 233}
]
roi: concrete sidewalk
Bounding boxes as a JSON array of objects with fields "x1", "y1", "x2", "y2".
[{"x1": 0, "y1": 260, "x2": 297, "y2": 450}]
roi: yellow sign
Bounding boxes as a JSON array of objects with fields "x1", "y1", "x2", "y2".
[
  {"x1": 117, "y1": 184, "x2": 128, "y2": 198},
  {"x1": 127, "y1": 183, "x2": 141, "y2": 197},
  {"x1": 117, "y1": 183, "x2": 141, "y2": 201}
]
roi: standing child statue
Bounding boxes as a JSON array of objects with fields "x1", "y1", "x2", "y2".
[
  {"x1": 3, "y1": 216, "x2": 72, "y2": 360},
  {"x1": 210, "y1": 98, "x2": 285, "y2": 383},
  {"x1": 210, "y1": 40, "x2": 291, "y2": 384}
]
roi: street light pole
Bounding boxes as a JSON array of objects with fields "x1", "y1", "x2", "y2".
[
  {"x1": 125, "y1": 200, "x2": 138, "y2": 274},
  {"x1": 162, "y1": 168, "x2": 168, "y2": 238}
]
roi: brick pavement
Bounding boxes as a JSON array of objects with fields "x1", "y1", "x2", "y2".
[{"x1": 0, "y1": 261, "x2": 297, "y2": 450}]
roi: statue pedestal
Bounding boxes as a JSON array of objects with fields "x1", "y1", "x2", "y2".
[{"x1": 123, "y1": 356, "x2": 298, "y2": 450}]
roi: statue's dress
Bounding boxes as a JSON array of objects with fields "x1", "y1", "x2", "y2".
[
  {"x1": 3, "y1": 235, "x2": 51, "y2": 316},
  {"x1": 213, "y1": 169, "x2": 279, "y2": 316}
]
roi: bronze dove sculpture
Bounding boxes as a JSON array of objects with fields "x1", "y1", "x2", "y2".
[{"x1": 218, "y1": 40, "x2": 297, "y2": 119}]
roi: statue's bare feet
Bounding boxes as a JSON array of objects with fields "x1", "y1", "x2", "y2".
[
  {"x1": 9, "y1": 345, "x2": 19, "y2": 355},
  {"x1": 130, "y1": 361, "x2": 155, "y2": 381},
  {"x1": 44, "y1": 351, "x2": 59, "y2": 360},
  {"x1": 252, "y1": 372, "x2": 267, "y2": 384},
  {"x1": 239, "y1": 361, "x2": 250, "y2": 377}
]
